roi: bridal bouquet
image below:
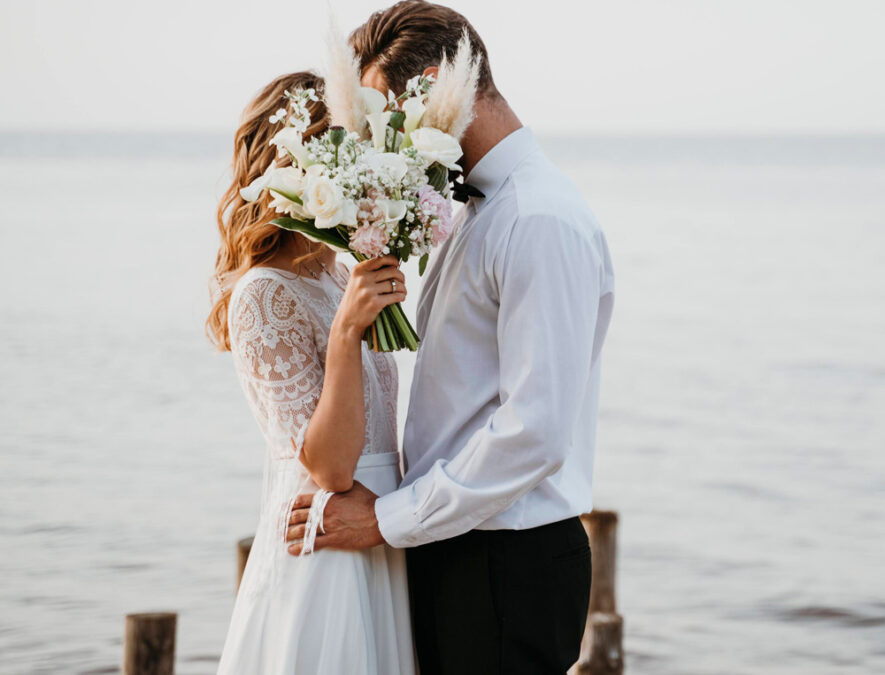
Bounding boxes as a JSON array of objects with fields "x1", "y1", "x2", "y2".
[{"x1": 240, "y1": 34, "x2": 480, "y2": 352}]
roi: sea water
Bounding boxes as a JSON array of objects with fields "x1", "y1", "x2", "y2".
[{"x1": 1, "y1": 133, "x2": 883, "y2": 674}]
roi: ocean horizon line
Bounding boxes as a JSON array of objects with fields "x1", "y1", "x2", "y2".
[{"x1": 2, "y1": 129, "x2": 884, "y2": 165}]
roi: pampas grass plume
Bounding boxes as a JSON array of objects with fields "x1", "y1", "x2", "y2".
[
  {"x1": 323, "y1": 14, "x2": 367, "y2": 137},
  {"x1": 421, "y1": 31, "x2": 481, "y2": 140}
]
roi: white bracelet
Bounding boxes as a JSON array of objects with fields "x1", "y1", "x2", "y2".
[{"x1": 300, "y1": 489, "x2": 334, "y2": 556}]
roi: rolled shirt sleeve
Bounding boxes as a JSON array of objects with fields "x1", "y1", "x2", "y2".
[{"x1": 375, "y1": 214, "x2": 605, "y2": 548}]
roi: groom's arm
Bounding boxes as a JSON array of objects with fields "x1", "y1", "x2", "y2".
[{"x1": 374, "y1": 214, "x2": 607, "y2": 548}]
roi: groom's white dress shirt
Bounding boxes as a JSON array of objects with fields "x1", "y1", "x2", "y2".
[{"x1": 375, "y1": 127, "x2": 615, "y2": 548}]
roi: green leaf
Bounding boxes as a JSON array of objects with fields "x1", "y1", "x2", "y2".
[
  {"x1": 419, "y1": 253, "x2": 429, "y2": 276},
  {"x1": 271, "y1": 217, "x2": 350, "y2": 252},
  {"x1": 426, "y1": 162, "x2": 448, "y2": 193},
  {"x1": 268, "y1": 188, "x2": 303, "y2": 205}
]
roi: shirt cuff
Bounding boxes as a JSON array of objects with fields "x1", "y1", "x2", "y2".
[{"x1": 374, "y1": 484, "x2": 431, "y2": 549}]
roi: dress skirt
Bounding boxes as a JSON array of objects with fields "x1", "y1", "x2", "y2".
[{"x1": 216, "y1": 451, "x2": 416, "y2": 674}]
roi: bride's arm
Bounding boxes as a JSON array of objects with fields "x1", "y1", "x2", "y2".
[{"x1": 297, "y1": 255, "x2": 405, "y2": 492}]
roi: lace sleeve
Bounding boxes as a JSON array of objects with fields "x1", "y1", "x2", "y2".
[{"x1": 229, "y1": 274, "x2": 324, "y2": 458}]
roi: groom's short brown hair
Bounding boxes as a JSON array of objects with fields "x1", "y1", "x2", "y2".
[{"x1": 349, "y1": 0, "x2": 498, "y2": 97}]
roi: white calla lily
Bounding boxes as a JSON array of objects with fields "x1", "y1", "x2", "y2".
[
  {"x1": 239, "y1": 165, "x2": 273, "y2": 202},
  {"x1": 269, "y1": 127, "x2": 312, "y2": 168},
  {"x1": 267, "y1": 167, "x2": 305, "y2": 202},
  {"x1": 269, "y1": 193, "x2": 309, "y2": 219},
  {"x1": 361, "y1": 86, "x2": 392, "y2": 151},
  {"x1": 376, "y1": 198, "x2": 408, "y2": 224},
  {"x1": 360, "y1": 86, "x2": 388, "y2": 114},
  {"x1": 401, "y1": 96, "x2": 426, "y2": 148},
  {"x1": 267, "y1": 167, "x2": 309, "y2": 218},
  {"x1": 366, "y1": 111, "x2": 392, "y2": 151}
]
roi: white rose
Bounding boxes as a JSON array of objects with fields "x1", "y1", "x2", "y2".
[
  {"x1": 304, "y1": 175, "x2": 357, "y2": 229},
  {"x1": 367, "y1": 151, "x2": 409, "y2": 183},
  {"x1": 409, "y1": 127, "x2": 463, "y2": 170},
  {"x1": 269, "y1": 127, "x2": 312, "y2": 168}
]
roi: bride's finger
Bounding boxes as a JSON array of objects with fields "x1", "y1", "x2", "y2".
[
  {"x1": 361, "y1": 254, "x2": 399, "y2": 271},
  {"x1": 374, "y1": 280, "x2": 407, "y2": 298},
  {"x1": 380, "y1": 290, "x2": 408, "y2": 305},
  {"x1": 372, "y1": 267, "x2": 405, "y2": 284}
]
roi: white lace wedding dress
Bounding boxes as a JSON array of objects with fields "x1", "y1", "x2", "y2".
[{"x1": 216, "y1": 264, "x2": 416, "y2": 674}]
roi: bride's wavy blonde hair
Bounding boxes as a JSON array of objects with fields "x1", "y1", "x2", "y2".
[{"x1": 207, "y1": 71, "x2": 328, "y2": 351}]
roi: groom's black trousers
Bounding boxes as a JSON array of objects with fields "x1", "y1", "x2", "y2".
[{"x1": 406, "y1": 516, "x2": 591, "y2": 675}]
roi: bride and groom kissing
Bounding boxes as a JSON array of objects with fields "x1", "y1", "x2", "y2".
[{"x1": 209, "y1": 1, "x2": 615, "y2": 673}]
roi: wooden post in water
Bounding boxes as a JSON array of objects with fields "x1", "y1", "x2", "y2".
[
  {"x1": 123, "y1": 612, "x2": 176, "y2": 675},
  {"x1": 570, "y1": 510, "x2": 623, "y2": 675},
  {"x1": 236, "y1": 536, "x2": 254, "y2": 592},
  {"x1": 584, "y1": 510, "x2": 618, "y2": 613},
  {"x1": 581, "y1": 613, "x2": 624, "y2": 675}
]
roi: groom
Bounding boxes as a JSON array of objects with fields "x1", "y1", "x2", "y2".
[{"x1": 288, "y1": 2, "x2": 615, "y2": 672}]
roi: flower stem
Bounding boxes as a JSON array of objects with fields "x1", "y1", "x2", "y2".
[
  {"x1": 373, "y1": 315, "x2": 390, "y2": 352},
  {"x1": 390, "y1": 302, "x2": 419, "y2": 350},
  {"x1": 381, "y1": 307, "x2": 400, "y2": 350}
]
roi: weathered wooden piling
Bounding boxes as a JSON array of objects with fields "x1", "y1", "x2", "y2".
[
  {"x1": 236, "y1": 536, "x2": 254, "y2": 592},
  {"x1": 123, "y1": 612, "x2": 176, "y2": 675},
  {"x1": 570, "y1": 510, "x2": 623, "y2": 675},
  {"x1": 583, "y1": 510, "x2": 618, "y2": 613},
  {"x1": 578, "y1": 613, "x2": 624, "y2": 675}
]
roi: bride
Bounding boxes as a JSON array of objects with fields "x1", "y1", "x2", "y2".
[{"x1": 206, "y1": 71, "x2": 416, "y2": 674}]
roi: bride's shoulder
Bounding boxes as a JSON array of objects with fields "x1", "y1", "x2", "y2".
[
  {"x1": 228, "y1": 267, "x2": 311, "y2": 327},
  {"x1": 232, "y1": 266, "x2": 304, "y2": 297}
]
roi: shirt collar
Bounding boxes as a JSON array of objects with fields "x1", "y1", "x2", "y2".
[{"x1": 464, "y1": 126, "x2": 537, "y2": 211}]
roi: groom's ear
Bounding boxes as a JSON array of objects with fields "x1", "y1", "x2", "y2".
[{"x1": 422, "y1": 66, "x2": 439, "y2": 82}]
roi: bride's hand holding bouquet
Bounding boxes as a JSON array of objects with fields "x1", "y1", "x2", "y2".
[{"x1": 331, "y1": 255, "x2": 407, "y2": 345}]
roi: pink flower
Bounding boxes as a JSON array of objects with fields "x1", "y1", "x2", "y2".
[
  {"x1": 417, "y1": 185, "x2": 453, "y2": 245},
  {"x1": 349, "y1": 223, "x2": 388, "y2": 258},
  {"x1": 357, "y1": 197, "x2": 383, "y2": 226}
]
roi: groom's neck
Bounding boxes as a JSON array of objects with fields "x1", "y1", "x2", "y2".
[{"x1": 460, "y1": 96, "x2": 523, "y2": 178}]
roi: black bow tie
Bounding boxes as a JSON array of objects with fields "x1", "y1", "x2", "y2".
[
  {"x1": 449, "y1": 168, "x2": 485, "y2": 203},
  {"x1": 452, "y1": 181, "x2": 485, "y2": 203}
]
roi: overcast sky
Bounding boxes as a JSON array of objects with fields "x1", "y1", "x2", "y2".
[{"x1": 1, "y1": 0, "x2": 884, "y2": 135}]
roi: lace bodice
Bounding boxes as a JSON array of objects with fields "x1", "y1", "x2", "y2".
[{"x1": 228, "y1": 264, "x2": 398, "y2": 464}]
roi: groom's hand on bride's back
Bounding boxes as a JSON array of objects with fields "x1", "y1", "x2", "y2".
[{"x1": 285, "y1": 481, "x2": 384, "y2": 556}]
